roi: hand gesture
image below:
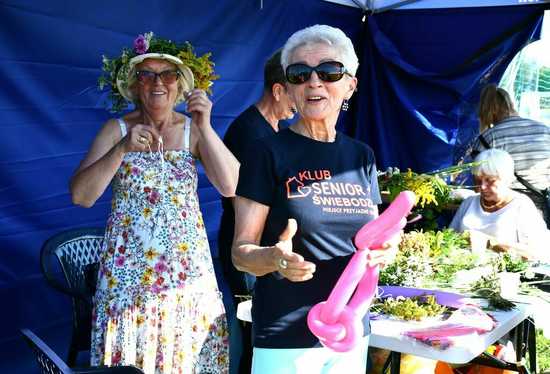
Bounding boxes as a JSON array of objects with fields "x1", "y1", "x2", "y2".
[
  {"x1": 271, "y1": 219, "x2": 316, "y2": 282},
  {"x1": 124, "y1": 123, "x2": 160, "y2": 152},
  {"x1": 367, "y1": 231, "x2": 402, "y2": 269},
  {"x1": 186, "y1": 89, "x2": 212, "y2": 130}
]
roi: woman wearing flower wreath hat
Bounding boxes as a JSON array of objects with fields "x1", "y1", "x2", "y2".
[{"x1": 70, "y1": 32, "x2": 237, "y2": 373}]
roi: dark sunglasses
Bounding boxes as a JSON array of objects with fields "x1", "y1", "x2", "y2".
[
  {"x1": 136, "y1": 70, "x2": 180, "y2": 85},
  {"x1": 285, "y1": 61, "x2": 349, "y2": 84}
]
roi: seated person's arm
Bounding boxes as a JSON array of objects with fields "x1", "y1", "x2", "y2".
[{"x1": 469, "y1": 229, "x2": 536, "y2": 261}]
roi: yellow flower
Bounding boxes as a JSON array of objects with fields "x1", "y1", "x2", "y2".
[
  {"x1": 144, "y1": 248, "x2": 157, "y2": 261},
  {"x1": 122, "y1": 215, "x2": 132, "y2": 226},
  {"x1": 178, "y1": 243, "x2": 189, "y2": 252},
  {"x1": 136, "y1": 315, "x2": 145, "y2": 326},
  {"x1": 142, "y1": 207, "x2": 151, "y2": 218},
  {"x1": 171, "y1": 196, "x2": 179, "y2": 205},
  {"x1": 107, "y1": 277, "x2": 117, "y2": 289},
  {"x1": 142, "y1": 273, "x2": 152, "y2": 285}
]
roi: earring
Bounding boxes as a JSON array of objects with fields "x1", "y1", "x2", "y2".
[{"x1": 341, "y1": 99, "x2": 349, "y2": 111}]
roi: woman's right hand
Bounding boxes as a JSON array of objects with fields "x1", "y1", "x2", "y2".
[
  {"x1": 272, "y1": 219, "x2": 316, "y2": 282},
  {"x1": 123, "y1": 124, "x2": 160, "y2": 152}
]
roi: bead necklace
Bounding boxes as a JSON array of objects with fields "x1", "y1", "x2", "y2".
[{"x1": 480, "y1": 196, "x2": 511, "y2": 212}]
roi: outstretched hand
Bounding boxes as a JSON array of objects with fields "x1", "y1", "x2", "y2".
[{"x1": 272, "y1": 219, "x2": 316, "y2": 282}]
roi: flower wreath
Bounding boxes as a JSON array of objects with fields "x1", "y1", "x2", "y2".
[{"x1": 98, "y1": 32, "x2": 219, "y2": 112}]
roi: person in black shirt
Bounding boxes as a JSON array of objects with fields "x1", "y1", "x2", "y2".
[
  {"x1": 232, "y1": 25, "x2": 401, "y2": 374},
  {"x1": 219, "y1": 50, "x2": 296, "y2": 374}
]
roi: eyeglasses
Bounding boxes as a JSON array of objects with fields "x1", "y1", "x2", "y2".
[
  {"x1": 136, "y1": 70, "x2": 180, "y2": 85},
  {"x1": 285, "y1": 61, "x2": 349, "y2": 84}
]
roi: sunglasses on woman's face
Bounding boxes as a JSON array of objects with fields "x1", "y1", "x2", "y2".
[
  {"x1": 285, "y1": 61, "x2": 349, "y2": 84},
  {"x1": 136, "y1": 70, "x2": 180, "y2": 85}
]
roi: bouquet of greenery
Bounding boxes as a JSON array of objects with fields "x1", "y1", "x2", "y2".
[
  {"x1": 379, "y1": 231, "x2": 433, "y2": 287},
  {"x1": 378, "y1": 163, "x2": 478, "y2": 230},
  {"x1": 425, "y1": 229, "x2": 477, "y2": 285},
  {"x1": 379, "y1": 229, "x2": 477, "y2": 287},
  {"x1": 372, "y1": 294, "x2": 447, "y2": 321}
]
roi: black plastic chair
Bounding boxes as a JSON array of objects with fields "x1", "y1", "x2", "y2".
[
  {"x1": 21, "y1": 328, "x2": 144, "y2": 374},
  {"x1": 40, "y1": 227, "x2": 105, "y2": 367}
]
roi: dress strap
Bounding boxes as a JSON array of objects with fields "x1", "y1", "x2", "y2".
[
  {"x1": 117, "y1": 118, "x2": 128, "y2": 137},
  {"x1": 183, "y1": 116, "x2": 191, "y2": 151}
]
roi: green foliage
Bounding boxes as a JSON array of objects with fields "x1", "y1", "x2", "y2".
[
  {"x1": 379, "y1": 229, "x2": 476, "y2": 287},
  {"x1": 379, "y1": 171, "x2": 447, "y2": 231},
  {"x1": 499, "y1": 252, "x2": 529, "y2": 273},
  {"x1": 379, "y1": 231, "x2": 432, "y2": 287},
  {"x1": 372, "y1": 294, "x2": 447, "y2": 321},
  {"x1": 378, "y1": 163, "x2": 479, "y2": 230},
  {"x1": 424, "y1": 228, "x2": 470, "y2": 258},
  {"x1": 425, "y1": 229, "x2": 477, "y2": 284},
  {"x1": 98, "y1": 32, "x2": 219, "y2": 112},
  {"x1": 469, "y1": 270, "x2": 515, "y2": 311},
  {"x1": 177, "y1": 44, "x2": 219, "y2": 92},
  {"x1": 534, "y1": 328, "x2": 550, "y2": 372},
  {"x1": 380, "y1": 169, "x2": 451, "y2": 209}
]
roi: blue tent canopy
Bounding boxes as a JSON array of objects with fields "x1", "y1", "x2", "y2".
[{"x1": 0, "y1": 1, "x2": 546, "y2": 372}]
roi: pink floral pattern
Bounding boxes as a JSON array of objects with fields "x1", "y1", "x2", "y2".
[{"x1": 91, "y1": 149, "x2": 228, "y2": 373}]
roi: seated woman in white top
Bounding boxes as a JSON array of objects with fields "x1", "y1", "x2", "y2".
[{"x1": 450, "y1": 149, "x2": 549, "y2": 260}]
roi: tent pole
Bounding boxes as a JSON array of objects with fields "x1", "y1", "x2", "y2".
[{"x1": 371, "y1": 0, "x2": 422, "y2": 14}]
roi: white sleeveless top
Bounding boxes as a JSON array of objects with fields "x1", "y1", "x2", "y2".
[{"x1": 116, "y1": 116, "x2": 191, "y2": 151}]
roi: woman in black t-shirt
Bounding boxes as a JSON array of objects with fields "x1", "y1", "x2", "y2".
[{"x1": 231, "y1": 25, "x2": 401, "y2": 374}]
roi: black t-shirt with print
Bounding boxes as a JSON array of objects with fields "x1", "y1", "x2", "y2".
[{"x1": 237, "y1": 128, "x2": 381, "y2": 348}]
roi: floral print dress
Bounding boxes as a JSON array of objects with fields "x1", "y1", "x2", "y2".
[{"x1": 91, "y1": 118, "x2": 228, "y2": 374}]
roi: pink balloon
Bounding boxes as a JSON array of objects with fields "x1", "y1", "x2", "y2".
[{"x1": 307, "y1": 191, "x2": 416, "y2": 351}]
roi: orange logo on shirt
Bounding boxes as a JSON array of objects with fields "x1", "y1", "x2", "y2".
[
  {"x1": 286, "y1": 170, "x2": 331, "y2": 199},
  {"x1": 286, "y1": 177, "x2": 312, "y2": 199}
]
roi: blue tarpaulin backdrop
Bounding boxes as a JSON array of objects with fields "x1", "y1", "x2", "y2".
[{"x1": 0, "y1": 0, "x2": 545, "y2": 372}]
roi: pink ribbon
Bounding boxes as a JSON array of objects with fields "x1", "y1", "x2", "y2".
[{"x1": 307, "y1": 191, "x2": 416, "y2": 352}]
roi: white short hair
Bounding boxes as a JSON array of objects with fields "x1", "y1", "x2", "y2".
[
  {"x1": 281, "y1": 24, "x2": 359, "y2": 76},
  {"x1": 473, "y1": 149, "x2": 515, "y2": 183}
]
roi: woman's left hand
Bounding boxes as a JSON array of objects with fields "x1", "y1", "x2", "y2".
[
  {"x1": 186, "y1": 89, "x2": 212, "y2": 130},
  {"x1": 367, "y1": 231, "x2": 402, "y2": 268}
]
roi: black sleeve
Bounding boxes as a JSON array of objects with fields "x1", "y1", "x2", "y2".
[
  {"x1": 236, "y1": 140, "x2": 276, "y2": 206},
  {"x1": 223, "y1": 123, "x2": 247, "y2": 162}
]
